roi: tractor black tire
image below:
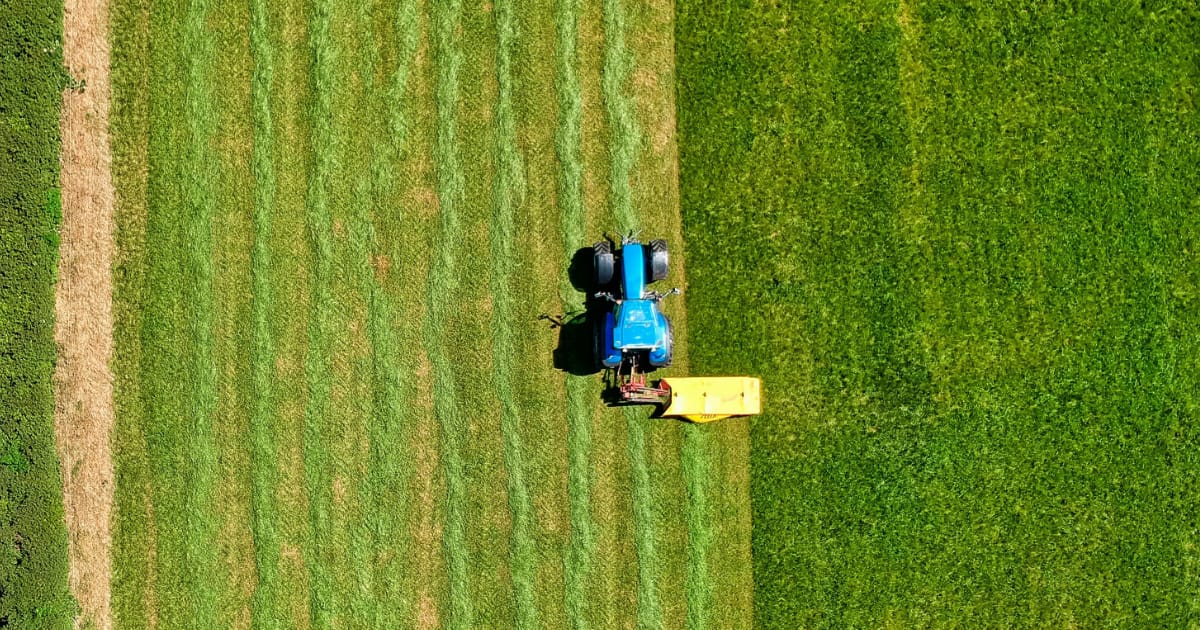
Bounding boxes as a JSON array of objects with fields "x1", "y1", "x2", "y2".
[
  {"x1": 594, "y1": 241, "x2": 615, "y2": 288},
  {"x1": 649, "y1": 319, "x2": 674, "y2": 369},
  {"x1": 647, "y1": 239, "x2": 669, "y2": 284}
]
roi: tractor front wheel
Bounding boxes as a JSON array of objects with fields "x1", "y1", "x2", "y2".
[
  {"x1": 594, "y1": 241, "x2": 615, "y2": 288},
  {"x1": 647, "y1": 239, "x2": 669, "y2": 283}
]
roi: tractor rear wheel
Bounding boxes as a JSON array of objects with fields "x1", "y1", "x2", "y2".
[
  {"x1": 647, "y1": 239, "x2": 669, "y2": 283},
  {"x1": 594, "y1": 241, "x2": 615, "y2": 288}
]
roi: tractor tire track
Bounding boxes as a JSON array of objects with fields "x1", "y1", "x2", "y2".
[
  {"x1": 247, "y1": 0, "x2": 285, "y2": 625},
  {"x1": 553, "y1": 0, "x2": 598, "y2": 626},
  {"x1": 427, "y1": 0, "x2": 473, "y2": 626},
  {"x1": 602, "y1": 0, "x2": 661, "y2": 626},
  {"x1": 490, "y1": 0, "x2": 538, "y2": 626},
  {"x1": 302, "y1": 0, "x2": 337, "y2": 625}
]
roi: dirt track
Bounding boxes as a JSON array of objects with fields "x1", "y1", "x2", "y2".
[{"x1": 56, "y1": 0, "x2": 114, "y2": 627}]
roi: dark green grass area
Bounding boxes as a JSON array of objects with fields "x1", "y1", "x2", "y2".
[
  {"x1": 0, "y1": 1, "x2": 75, "y2": 627},
  {"x1": 677, "y1": 1, "x2": 1200, "y2": 626}
]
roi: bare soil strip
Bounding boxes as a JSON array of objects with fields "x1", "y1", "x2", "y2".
[{"x1": 56, "y1": 0, "x2": 115, "y2": 628}]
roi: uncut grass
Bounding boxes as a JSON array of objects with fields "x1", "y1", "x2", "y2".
[{"x1": 676, "y1": 1, "x2": 1200, "y2": 627}]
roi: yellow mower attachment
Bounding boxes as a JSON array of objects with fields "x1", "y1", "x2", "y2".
[{"x1": 660, "y1": 377, "x2": 761, "y2": 423}]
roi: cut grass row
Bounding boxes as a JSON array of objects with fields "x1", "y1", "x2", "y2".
[
  {"x1": 247, "y1": 0, "x2": 283, "y2": 623},
  {"x1": 427, "y1": 0, "x2": 473, "y2": 625},
  {"x1": 490, "y1": 0, "x2": 539, "y2": 626},
  {"x1": 301, "y1": 0, "x2": 338, "y2": 624},
  {"x1": 553, "y1": 0, "x2": 598, "y2": 622},
  {"x1": 600, "y1": 1, "x2": 666, "y2": 627},
  {"x1": 361, "y1": 0, "x2": 422, "y2": 622}
]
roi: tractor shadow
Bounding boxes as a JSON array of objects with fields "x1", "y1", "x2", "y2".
[{"x1": 545, "y1": 247, "x2": 604, "y2": 377}]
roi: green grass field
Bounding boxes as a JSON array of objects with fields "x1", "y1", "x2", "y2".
[
  {"x1": 677, "y1": 1, "x2": 1200, "y2": 626},
  {"x1": 108, "y1": 0, "x2": 750, "y2": 627}
]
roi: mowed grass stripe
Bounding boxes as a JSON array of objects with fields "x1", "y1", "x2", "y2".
[
  {"x1": 181, "y1": 0, "x2": 224, "y2": 623},
  {"x1": 209, "y1": 0, "x2": 260, "y2": 618},
  {"x1": 110, "y1": 0, "x2": 155, "y2": 624},
  {"x1": 454, "y1": 1, "x2": 514, "y2": 623},
  {"x1": 577, "y1": 0, "x2": 636, "y2": 624},
  {"x1": 362, "y1": 0, "x2": 421, "y2": 621},
  {"x1": 554, "y1": 0, "x2": 585, "y2": 309},
  {"x1": 680, "y1": 430, "x2": 713, "y2": 629},
  {"x1": 264, "y1": 0, "x2": 316, "y2": 623},
  {"x1": 302, "y1": 0, "x2": 337, "y2": 624},
  {"x1": 602, "y1": 0, "x2": 662, "y2": 625},
  {"x1": 247, "y1": 0, "x2": 284, "y2": 624},
  {"x1": 491, "y1": 0, "x2": 538, "y2": 626},
  {"x1": 600, "y1": 0, "x2": 639, "y2": 232},
  {"x1": 553, "y1": 0, "x2": 598, "y2": 624},
  {"x1": 428, "y1": 0, "x2": 473, "y2": 625},
  {"x1": 341, "y1": 1, "x2": 376, "y2": 624},
  {"x1": 623, "y1": 2, "x2": 711, "y2": 625},
  {"x1": 326, "y1": 0, "x2": 377, "y2": 621}
]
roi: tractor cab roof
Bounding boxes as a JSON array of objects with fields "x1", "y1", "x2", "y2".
[{"x1": 613, "y1": 299, "x2": 662, "y2": 350}]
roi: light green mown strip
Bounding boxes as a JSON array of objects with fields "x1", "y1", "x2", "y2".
[
  {"x1": 361, "y1": 0, "x2": 421, "y2": 622},
  {"x1": 490, "y1": 0, "x2": 537, "y2": 627},
  {"x1": 302, "y1": 0, "x2": 336, "y2": 625},
  {"x1": 264, "y1": 0, "x2": 317, "y2": 623},
  {"x1": 428, "y1": 0, "x2": 472, "y2": 626},
  {"x1": 562, "y1": 379, "x2": 595, "y2": 627},
  {"x1": 329, "y1": 1, "x2": 376, "y2": 622},
  {"x1": 602, "y1": 0, "x2": 660, "y2": 626},
  {"x1": 181, "y1": 0, "x2": 222, "y2": 624},
  {"x1": 110, "y1": 0, "x2": 153, "y2": 624},
  {"x1": 601, "y1": 0, "x2": 640, "y2": 233},
  {"x1": 623, "y1": 407, "x2": 661, "y2": 629},
  {"x1": 620, "y1": 0, "x2": 716, "y2": 622},
  {"x1": 554, "y1": 0, "x2": 597, "y2": 626},
  {"x1": 248, "y1": 0, "x2": 284, "y2": 625},
  {"x1": 681, "y1": 428, "x2": 713, "y2": 629},
  {"x1": 555, "y1": 0, "x2": 585, "y2": 308}
]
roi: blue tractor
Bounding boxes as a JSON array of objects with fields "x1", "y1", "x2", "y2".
[{"x1": 592, "y1": 237, "x2": 678, "y2": 373}]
